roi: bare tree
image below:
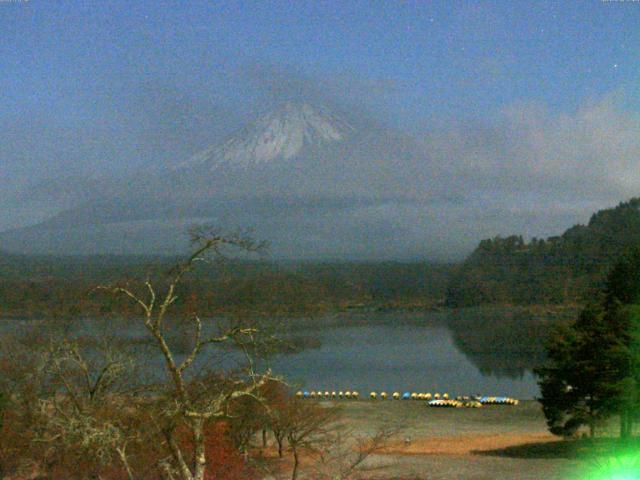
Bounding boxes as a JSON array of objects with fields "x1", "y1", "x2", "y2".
[
  {"x1": 280, "y1": 399, "x2": 338, "y2": 480},
  {"x1": 0, "y1": 331, "x2": 55, "y2": 478},
  {"x1": 225, "y1": 393, "x2": 264, "y2": 456},
  {"x1": 95, "y1": 227, "x2": 276, "y2": 480},
  {"x1": 312, "y1": 426, "x2": 398, "y2": 480},
  {"x1": 0, "y1": 328, "x2": 148, "y2": 480},
  {"x1": 36, "y1": 338, "x2": 143, "y2": 480},
  {"x1": 260, "y1": 388, "x2": 397, "y2": 480}
]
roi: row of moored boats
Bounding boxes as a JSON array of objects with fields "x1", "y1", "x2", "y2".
[{"x1": 295, "y1": 390, "x2": 519, "y2": 407}]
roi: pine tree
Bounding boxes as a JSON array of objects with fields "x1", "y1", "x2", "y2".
[
  {"x1": 537, "y1": 247, "x2": 640, "y2": 438},
  {"x1": 536, "y1": 305, "x2": 615, "y2": 437}
]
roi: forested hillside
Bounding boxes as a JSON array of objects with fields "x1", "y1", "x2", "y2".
[
  {"x1": 0, "y1": 252, "x2": 452, "y2": 318},
  {"x1": 446, "y1": 198, "x2": 640, "y2": 307}
]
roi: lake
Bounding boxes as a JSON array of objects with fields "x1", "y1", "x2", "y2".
[
  {"x1": 2, "y1": 307, "x2": 570, "y2": 399},
  {"x1": 268, "y1": 310, "x2": 545, "y2": 399}
]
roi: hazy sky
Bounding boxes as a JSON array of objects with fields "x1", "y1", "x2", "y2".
[{"x1": 1, "y1": 1, "x2": 639, "y2": 258}]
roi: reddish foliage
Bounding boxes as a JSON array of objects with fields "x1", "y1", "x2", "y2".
[
  {"x1": 204, "y1": 422, "x2": 251, "y2": 480},
  {"x1": 0, "y1": 408, "x2": 256, "y2": 480},
  {"x1": 0, "y1": 410, "x2": 32, "y2": 477},
  {"x1": 173, "y1": 421, "x2": 254, "y2": 480}
]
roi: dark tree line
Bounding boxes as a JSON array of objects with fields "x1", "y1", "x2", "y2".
[
  {"x1": 446, "y1": 198, "x2": 640, "y2": 307},
  {"x1": 0, "y1": 252, "x2": 452, "y2": 318}
]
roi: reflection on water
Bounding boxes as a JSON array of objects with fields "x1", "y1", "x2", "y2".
[
  {"x1": 446, "y1": 306, "x2": 579, "y2": 380},
  {"x1": 0, "y1": 307, "x2": 577, "y2": 399},
  {"x1": 267, "y1": 308, "x2": 577, "y2": 399}
]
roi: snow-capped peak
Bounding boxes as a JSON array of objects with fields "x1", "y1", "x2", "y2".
[{"x1": 179, "y1": 102, "x2": 352, "y2": 170}]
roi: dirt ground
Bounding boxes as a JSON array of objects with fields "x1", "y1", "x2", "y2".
[
  {"x1": 298, "y1": 400, "x2": 584, "y2": 480},
  {"x1": 381, "y1": 432, "x2": 558, "y2": 456}
]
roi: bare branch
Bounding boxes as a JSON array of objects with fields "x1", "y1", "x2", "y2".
[
  {"x1": 177, "y1": 316, "x2": 203, "y2": 373},
  {"x1": 94, "y1": 285, "x2": 152, "y2": 317},
  {"x1": 85, "y1": 226, "x2": 271, "y2": 480}
]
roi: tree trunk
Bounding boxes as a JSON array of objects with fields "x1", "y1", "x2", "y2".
[
  {"x1": 587, "y1": 404, "x2": 595, "y2": 438},
  {"x1": 291, "y1": 447, "x2": 300, "y2": 480},
  {"x1": 117, "y1": 446, "x2": 136, "y2": 480},
  {"x1": 620, "y1": 409, "x2": 632, "y2": 439},
  {"x1": 276, "y1": 435, "x2": 284, "y2": 458},
  {"x1": 165, "y1": 428, "x2": 194, "y2": 480},
  {"x1": 193, "y1": 417, "x2": 206, "y2": 480},
  {"x1": 262, "y1": 429, "x2": 267, "y2": 448},
  {"x1": 159, "y1": 461, "x2": 178, "y2": 480}
]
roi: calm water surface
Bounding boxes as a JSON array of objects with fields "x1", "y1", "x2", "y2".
[
  {"x1": 1, "y1": 309, "x2": 547, "y2": 399},
  {"x1": 269, "y1": 313, "x2": 540, "y2": 399}
]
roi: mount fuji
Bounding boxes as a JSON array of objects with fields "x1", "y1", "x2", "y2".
[
  {"x1": 177, "y1": 102, "x2": 353, "y2": 170},
  {"x1": 1, "y1": 101, "x2": 445, "y2": 258}
]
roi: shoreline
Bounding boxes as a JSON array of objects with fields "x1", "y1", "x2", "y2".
[{"x1": 0, "y1": 301, "x2": 583, "y2": 323}]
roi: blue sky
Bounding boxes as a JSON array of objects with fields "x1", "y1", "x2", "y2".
[
  {"x1": 3, "y1": 1, "x2": 638, "y2": 122},
  {"x1": 1, "y1": 1, "x2": 640, "y2": 257}
]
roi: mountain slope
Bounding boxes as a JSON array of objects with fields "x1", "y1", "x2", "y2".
[
  {"x1": 445, "y1": 198, "x2": 640, "y2": 307},
  {"x1": 176, "y1": 102, "x2": 353, "y2": 170},
  {"x1": 0, "y1": 101, "x2": 439, "y2": 258}
]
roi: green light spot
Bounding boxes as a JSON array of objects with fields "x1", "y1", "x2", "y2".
[{"x1": 586, "y1": 453, "x2": 640, "y2": 480}]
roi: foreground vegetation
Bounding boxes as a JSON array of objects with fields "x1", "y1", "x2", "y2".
[{"x1": 0, "y1": 230, "x2": 394, "y2": 480}]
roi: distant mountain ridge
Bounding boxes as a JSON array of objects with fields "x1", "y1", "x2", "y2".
[
  {"x1": 445, "y1": 198, "x2": 640, "y2": 307},
  {"x1": 1, "y1": 100, "x2": 438, "y2": 257}
]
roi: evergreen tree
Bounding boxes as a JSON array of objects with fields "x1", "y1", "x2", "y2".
[
  {"x1": 603, "y1": 248, "x2": 640, "y2": 437},
  {"x1": 535, "y1": 305, "x2": 615, "y2": 437},
  {"x1": 536, "y1": 247, "x2": 640, "y2": 438}
]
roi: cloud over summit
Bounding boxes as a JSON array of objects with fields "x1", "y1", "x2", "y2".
[{"x1": 1, "y1": 66, "x2": 639, "y2": 261}]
